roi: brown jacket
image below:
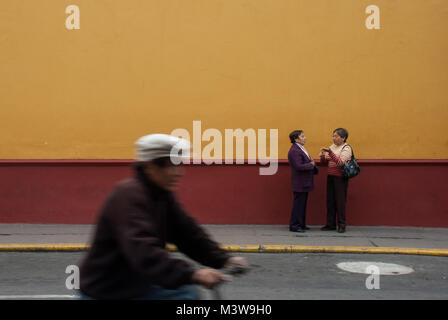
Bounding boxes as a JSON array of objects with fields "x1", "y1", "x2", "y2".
[{"x1": 79, "y1": 164, "x2": 230, "y2": 299}]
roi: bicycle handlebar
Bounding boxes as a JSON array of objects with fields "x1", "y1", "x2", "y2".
[{"x1": 211, "y1": 265, "x2": 250, "y2": 300}]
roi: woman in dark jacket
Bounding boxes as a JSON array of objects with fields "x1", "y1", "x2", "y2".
[{"x1": 288, "y1": 130, "x2": 316, "y2": 233}]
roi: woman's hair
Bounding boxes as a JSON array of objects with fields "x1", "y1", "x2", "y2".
[
  {"x1": 289, "y1": 130, "x2": 303, "y2": 143},
  {"x1": 333, "y1": 128, "x2": 349, "y2": 142}
]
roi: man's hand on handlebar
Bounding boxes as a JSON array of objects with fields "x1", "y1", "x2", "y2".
[
  {"x1": 225, "y1": 257, "x2": 248, "y2": 268},
  {"x1": 224, "y1": 257, "x2": 249, "y2": 276},
  {"x1": 192, "y1": 257, "x2": 248, "y2": 290},
  {"x1": 192, "y1": 268, "x2": 230, "y2": 289}
]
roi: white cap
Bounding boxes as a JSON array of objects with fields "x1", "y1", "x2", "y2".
[{"x1": 135, "y1": 134, "x2": 191, "y2": 163}]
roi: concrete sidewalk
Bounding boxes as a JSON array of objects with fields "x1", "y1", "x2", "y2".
[{"x1": 0, "y1": 224, "x2": 447, "y2": 256}]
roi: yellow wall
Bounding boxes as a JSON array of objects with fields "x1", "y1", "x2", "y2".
[{"x1": 1, "y1": 0, "x2": 447, "y2": 159}]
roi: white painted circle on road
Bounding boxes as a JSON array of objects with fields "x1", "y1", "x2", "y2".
[{"x1": 337, "y1": 262, "x2": 414, "y2": 275}]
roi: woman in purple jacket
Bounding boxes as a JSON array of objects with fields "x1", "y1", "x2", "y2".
[{"x1": 288, "y1": 130, "x2": 316, "y2": 233}]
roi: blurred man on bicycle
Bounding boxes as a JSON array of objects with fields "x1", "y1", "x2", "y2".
[{"x1": 79, "y1": 134, "x2": 247, "y2": 299}]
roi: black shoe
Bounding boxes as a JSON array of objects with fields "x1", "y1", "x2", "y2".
[
  {"x1": 337, "y1": 226, "x2": 346, "y2": 233},
  {"x1": 304, "y1": 226, "x2": 310, "y2": 230},
  {"x1": 290, "y1": 228, "x2": 305, "y2": 233},
  {"x1": 321, "y1": 226, "x2": 336, "y2": 231}
]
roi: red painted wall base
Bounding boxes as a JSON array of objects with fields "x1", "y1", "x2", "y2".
[{"x1": 0, "y1": 160, "x2": 447, "y2": 227}]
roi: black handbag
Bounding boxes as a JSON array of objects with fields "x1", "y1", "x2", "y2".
[
  {"x1": 342, "y1": 145, "x2": 360, "y2": 179},
  {"x1": 313, "y1": 165, "x2": 319, "y2": 175}
]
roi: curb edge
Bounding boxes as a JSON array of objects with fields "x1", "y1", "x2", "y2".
[{"x1": 1, "y1": 243, "x2": 448, "y2": 256}]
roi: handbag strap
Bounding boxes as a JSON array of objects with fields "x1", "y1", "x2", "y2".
[{"x1": 342, "y1": 144, "x2": 355, "y2": 159}]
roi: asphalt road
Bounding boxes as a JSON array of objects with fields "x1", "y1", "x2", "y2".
[{"x1": 0, "y1": 252, "x2": 447, "y2": 300}]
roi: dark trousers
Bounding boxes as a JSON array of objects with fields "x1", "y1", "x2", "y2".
[
  {"x1": 326, "y1": 175, "x2": 349, "y2": 228},
  {"x1": 290, "y1": 192, "x2": 308, "y2": 230}
]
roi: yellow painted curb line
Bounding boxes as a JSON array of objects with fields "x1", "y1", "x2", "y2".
[
  {"x1": 0, "y1": 243, "x2": 89, "y2": 251},
  {"x1": 220, "y1": 244, "x2": 260, "y2": 252},
  {"x1": 287, "y1": 245, "x2": 448, "y2": 256},
  {"x1": 0, "y1": 243, "x2": 447, "y2": 256}
]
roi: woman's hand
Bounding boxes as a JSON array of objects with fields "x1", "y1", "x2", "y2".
[{"x1": 321, "y1": 147, "x2": 331, "y2": 153}]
